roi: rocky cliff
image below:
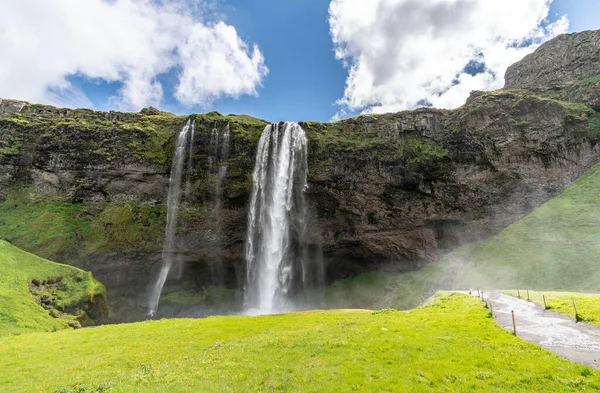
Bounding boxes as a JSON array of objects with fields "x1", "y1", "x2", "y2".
[{"x1": 1, "y1": 30, "x2": 599, "y2": 317}]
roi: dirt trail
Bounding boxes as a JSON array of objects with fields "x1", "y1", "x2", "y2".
[{"x1": 473, "y1": 290, "x2": 600, "y2": 370}]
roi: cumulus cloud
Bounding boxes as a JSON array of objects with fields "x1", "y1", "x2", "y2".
[
  {"x1": 328, "y1": 0, "x2": 569, "y2": 116},
  {"x1": 0, "y1": 0, "x2": 268, "y2": 110},
  {"x1": 175, "y1": 22, "x2": 267, "y2": 106}
]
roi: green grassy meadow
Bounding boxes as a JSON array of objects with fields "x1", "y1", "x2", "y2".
[
  {"x1": 0, "y1": 293, "x2": 599, "y2": 392},
  {"x1": 0, "y1": 240, "x2": 106, "y2": 336}
]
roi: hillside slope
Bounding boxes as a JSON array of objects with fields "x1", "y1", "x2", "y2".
[
  {"x1": 453, "y1": 162, "x2": 600, "y2": 291},
  {"x1": 0, "y1": 240, "x2": 107, "y2": 336},
  {"x1": 325, "y1": 162, "x2": 600, "y2": 310}
]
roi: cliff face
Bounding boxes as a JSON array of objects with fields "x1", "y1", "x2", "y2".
[
  {"x1": 1, "y1": 30, "x2": 599, "y2": 314},
  {"x1": 505, "y1": 29, "x2": 600, "y2": 110}
]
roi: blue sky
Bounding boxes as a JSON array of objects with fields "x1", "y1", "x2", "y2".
[
  {"x1": 2, "y1": 0, "x2": 599, "y2": 122},
  {"x1": 220, "y1": 0, "x2": 600, "y2": 122},
  {"x1": 71, "y1": 0, "x2": 348, "y2": 122}
]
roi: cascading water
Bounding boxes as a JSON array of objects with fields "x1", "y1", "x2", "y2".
[
  {"x1": 205, "y1": 123, "x2": 231, "y2": 284},
  {"x1": 218, "y1": 123, "x2": 231, "y2": 185},
  {"x1": 244, "y1": 122, "x2": 323, "y2": 315},
  {"x1": 148, "y1": 119, "x2": 193, "y2": 316},
  {"x1": 184, "y1": 121, "x2": 196, "y2": 196},
  {"x1": 208, "y1": 123, "x2": 219, "y2": 175},
  {"x1": 208, "y1": 123, "x2": 231, "y2": 205}
]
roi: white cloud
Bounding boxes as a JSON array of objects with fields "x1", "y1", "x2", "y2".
[
  {"x1": 0, "y1": 0, "x2": 268, "y2": 110},
  {"x1": 175, "y1": 22, "x2": 268, "y2": 106},
  {"x1": 328, "y1": 0, "x2": 569, "y2": 116}
]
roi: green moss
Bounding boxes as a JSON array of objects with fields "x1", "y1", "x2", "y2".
[
  {"x1": 0, "y1": 240, "x2": 106, "y2": 336},
  {"x1": 0, "y1": 135, "x2": 23, "y2": 157},
  {"x1": 581, "y1": 75, "x2": 600, "y2": 85},
  {"x1": 1, "y1": 293, "x2": 599, "y2": 392},
  {"x1": 397, "y1": 137, "x2": 448, "y2": 165},
  {"x1": 588, "y1": 112, "x2": 600, "y2": 136},
  {"x1": 0, "y1": 187, "x2": 166, "y2": 264}
]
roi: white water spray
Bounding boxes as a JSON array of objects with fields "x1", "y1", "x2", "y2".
[{"x1": 245, "y1": 122, "x2": 321, "y2": 315}]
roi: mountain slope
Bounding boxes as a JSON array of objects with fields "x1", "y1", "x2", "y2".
[{"x1": 325, "y1": 162, "x2": 600, "y2": 310}]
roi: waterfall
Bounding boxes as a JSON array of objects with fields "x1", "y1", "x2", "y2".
[
  {"x1": 218, "y1": 123, "x2": 231, "y2": 183},
  {"x1": 208, "y1": 123, "x2": 219, "y2": 175},
  {"x1": 184, "y1": 121, "x2": 196, "y2": 196},
  {"x1": 206, "y1": 123, "x2": 231, "y2": 284},
  {"x1": 244, "y1": 122, "x2": 322, "y2": 315},
  {"x1": 148, "y1": 119, "x2": 193, "y2": 316},
  {"x1": 210, "y1": 123, "x2": 231, "y2": 204}
]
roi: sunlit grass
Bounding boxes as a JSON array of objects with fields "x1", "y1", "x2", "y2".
[
  {"x1": 0, "y1": 293, "x2": 598, "y2": 392},
  {"x1": 0, "y1": 240, "x2": 105, "y2": 336}
]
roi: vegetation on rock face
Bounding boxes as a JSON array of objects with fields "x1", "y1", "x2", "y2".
[
  {"x1": 0, "y1": 105, "x2": 269, "y2": 265},
  {"x1": 0, "y1": 240, "x2": 107, "y2": 336},
  {"x1": 503, "y1": 291, "x2": 600, "y2": 325},
  {"x1": 0, "y1": 293, "x2": 599, "y2": 392},
  {"x1": 0, "y1": 187, "x2": 166, "y2": 264}
]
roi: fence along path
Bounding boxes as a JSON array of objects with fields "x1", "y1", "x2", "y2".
[{"x1": 472, "y1": 290, "x2": 600, "y2": 370}]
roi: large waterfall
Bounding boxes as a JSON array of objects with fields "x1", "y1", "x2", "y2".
[
  {"x1": 245, "y1": 122, "x2": 323, "y2": 315},
  {"x1": 148, "y1": 119, "x2": 194, "y2": 316}
]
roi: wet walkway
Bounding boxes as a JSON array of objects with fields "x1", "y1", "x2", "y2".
[{"x1": 473, "y1": 290, "x2": 600, "y2": 370}]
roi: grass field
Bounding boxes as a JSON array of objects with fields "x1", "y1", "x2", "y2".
[
  {"x1": 503, "y1": 290, "x2": 600, "y2": 325},
  {"x1": 0, "y1": 240, "x2": 106, "y2": 336},
  {"x1": 0, "y1": 293, "x2": 598, "y2": 392}
]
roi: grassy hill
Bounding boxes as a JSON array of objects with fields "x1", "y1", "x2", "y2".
[
  {"x1": 324, "y1": 163, "x2": 600, "y2": 310},
  {"x1": 0, "y1": 240, "x2": 107, "y2": 336},
  {"x1": 0, "y1": 293, "x2": 598, "y2": 392}
]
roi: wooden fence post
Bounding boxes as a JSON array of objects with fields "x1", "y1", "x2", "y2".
[
  {"x1": 511, "y1": 310, "x2": 517, "y2": 335},
  {"x1": 543, "y1": 295, "x2": 547, "y2": 310}
]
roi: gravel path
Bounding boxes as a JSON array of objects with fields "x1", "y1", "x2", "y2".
[{"x1": 473, "y1": 290, "x2": 600, "y2": 370}]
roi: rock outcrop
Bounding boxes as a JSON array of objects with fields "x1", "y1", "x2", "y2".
[
  {"x1": 506, "y1": 30, "x2": 600, "y2": 91},
  {"x1": 505, "y1": 29, "x2": 600, "y2": 110},
  {"x1": 0, "y1": 30, "x2": 599, "y2": 318}
]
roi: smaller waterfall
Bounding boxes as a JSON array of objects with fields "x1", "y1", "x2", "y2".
[
  {"x1": 205, "y1": 123, "x2": 231, "y2": 284},
  {"x1": 244, "y1": 122, "x2": 323, "y2": 315},
  {"x1": 219, "y1": 123, "x2": 231, "y2": 183},
  {"x1": 208, "y1": 123, "x2": 219, "y2": 175},
  {"x1": 184, "y1": 121, "x2": 196, "y2": 196},
  {"x1": 148, "y1": 119, "x2": 193, "y2": 316}
]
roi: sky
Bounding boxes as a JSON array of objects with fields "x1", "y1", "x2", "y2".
[{"x1": 1, "y1": 0, "x2": 599, "y2": 122}]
